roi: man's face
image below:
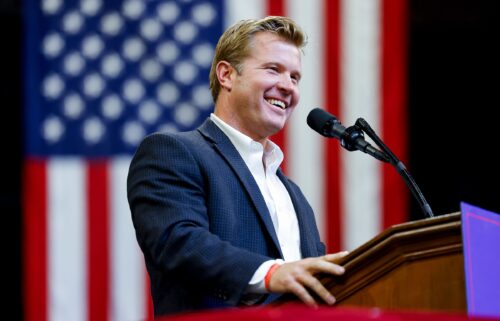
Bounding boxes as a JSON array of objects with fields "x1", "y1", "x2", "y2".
[{"x1": 228, "y1": 32, "x2": 302, "y2": 143}]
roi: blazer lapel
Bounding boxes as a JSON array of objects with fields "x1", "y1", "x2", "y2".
[
  {"x1": 277, "y1": 169, "x2": 317, "y2": 258},
  {"x1": 197, "y1": 119, "x2": 284, "y2": 258}
]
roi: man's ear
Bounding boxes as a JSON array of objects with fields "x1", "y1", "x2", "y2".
[{"x1": 216, "y1": 61, "x2": 235, "y2": 92}]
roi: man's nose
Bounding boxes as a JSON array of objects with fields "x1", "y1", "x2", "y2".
[{"x1": 277, "y1": 74, "x2": 295, "y2": 92}]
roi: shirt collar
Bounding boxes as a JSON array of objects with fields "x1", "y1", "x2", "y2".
[{"x1": 210, "y1": 113, "x2": 284, "y2": 174}]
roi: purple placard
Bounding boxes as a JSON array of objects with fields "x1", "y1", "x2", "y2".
[{"x1": 461, "y1": 202, "x2": 500, "y2": 317}]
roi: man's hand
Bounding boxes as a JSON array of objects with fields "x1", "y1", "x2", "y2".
[{"x1": 268, "y1": 251, "x2": 349, "y2": 307}]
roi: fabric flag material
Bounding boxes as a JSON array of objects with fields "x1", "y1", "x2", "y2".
[{"x1": 23, "y1": 1, "x2": 408, "y2": 321}]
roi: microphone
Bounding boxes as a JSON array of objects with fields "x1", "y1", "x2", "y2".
[{"x1": 307, "y1": 108, "x2": 389, "y2": 163}]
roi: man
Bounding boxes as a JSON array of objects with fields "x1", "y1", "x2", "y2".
[{"x1": 127, "y1": 16, "x2": 347, "y2": 317}]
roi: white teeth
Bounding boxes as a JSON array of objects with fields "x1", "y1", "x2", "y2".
[{"x1": 266, "y1": 99, "x2": 286, "y2": 109}]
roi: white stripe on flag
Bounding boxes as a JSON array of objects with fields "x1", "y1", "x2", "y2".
[
  {"x1": 341, "y1": 0, "x2": 382, "y2": 250},
  {"x1": 287, "y1": 0, "x2": 326, "y2": 239},
  {"x1": 110, "y1": 157, "x2": 146, "y2": 321},
  {"x1": 224, "y1": 0, "x2": 266, "y2": 27},
  {"x1": 48, "y1": 158, "x2": 87, "y2": 321}
]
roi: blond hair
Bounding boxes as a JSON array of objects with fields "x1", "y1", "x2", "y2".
[{"x1": 209, "y1": 16, "x2": 306, "y2": 102}]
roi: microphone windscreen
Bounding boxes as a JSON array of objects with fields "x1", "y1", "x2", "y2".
[{"x1": 306, "y1": 108, "x2": 336, "y2": 136}]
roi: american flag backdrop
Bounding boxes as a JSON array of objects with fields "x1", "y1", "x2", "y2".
[{"x1": 23, "y1": 0, "x2": 408, "y2": 321}]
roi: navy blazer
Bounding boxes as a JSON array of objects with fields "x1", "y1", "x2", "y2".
[{"x1": 127, "y1": 119, "x2": 325, "y2": 316}]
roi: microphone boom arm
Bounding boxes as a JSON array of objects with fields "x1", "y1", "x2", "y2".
[{"x1": 355, "y1": 118, "x2": 434, "y2": 218}]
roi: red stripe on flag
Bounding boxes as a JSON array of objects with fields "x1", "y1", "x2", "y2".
[
  {"x1": 87, "y1": 161, "x2": 110, "y2": 321},
  {"x1": 267, "y1": 0, "x2": 286, "y2": 16},
  {"x1": 145, "y1": 271, "x2": 154, "y2": 320},
  {"x1": 267, "y1": 0, "x2": 288, "y2": 174},
  {"x1": 381, "y1": 0, "x2": 409, "y2": 229},
  {"x1": 23, "y1": 159, "x2": 47, "y2": 321},
  {"x1": 324, "y1": 0, "x2": 343, "y2": 252}
]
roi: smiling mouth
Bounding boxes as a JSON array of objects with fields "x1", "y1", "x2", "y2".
[{"x1": 266, "y1": 98, "x2": 287, "y2": 110}]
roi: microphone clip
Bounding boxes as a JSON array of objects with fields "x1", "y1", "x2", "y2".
[{"x1": 341, "y1": 125, "x2": 365, "y2": 152}]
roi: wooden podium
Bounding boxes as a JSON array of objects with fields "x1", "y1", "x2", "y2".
[{"x1": 281, "y1": 212, "x2": 466, "y2": 311}]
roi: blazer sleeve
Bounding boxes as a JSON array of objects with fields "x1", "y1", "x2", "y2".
[{"x1": 127, "y1": 133, "x2": 269, "y2": 305}]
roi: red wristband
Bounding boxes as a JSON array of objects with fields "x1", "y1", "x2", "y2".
[{"x1": 264, "y1": 263, "x2": 281, "y2": 292}]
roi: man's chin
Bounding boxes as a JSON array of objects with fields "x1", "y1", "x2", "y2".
[
  {"x1": 267, "y1": 122, "x2": 287, "y2": 138},
  {"x1": 254, "y1": 114, "x2": 290, "y2": 139}
]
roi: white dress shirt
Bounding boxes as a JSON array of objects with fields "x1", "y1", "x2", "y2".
[{"x1": 210, "y1": 114, "x2": 302, "y2": 294}]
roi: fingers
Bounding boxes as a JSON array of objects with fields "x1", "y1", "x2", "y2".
[
  {"x1": 308, "y1": 259, "x2": 345, "y2": 276},
  {"x1": 321, "y1": 251, "x2": 350, "y2": 263},
  {"x1": 277, "y1": 265, "x2": 336, "y2": 307},
  {"x1": 298, "y1": 273, "x2": 336, "y2": 305},
  {"x1": 268, "y1": 255, "x2": 347, "y2": 306},
  {"x1": 268, "y1": 264, "x2": 319, "y2": 306},
  {"x1": 287, "y1": 281, "x2": 318, "y2": 308}
]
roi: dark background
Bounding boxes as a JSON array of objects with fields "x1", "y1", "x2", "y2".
[
  {"x1": 408, "y1": 0, "x2": 500, "y2": 219},
  {"x1": 2, "y1": 1, "x2": 499, "y2": 319}
]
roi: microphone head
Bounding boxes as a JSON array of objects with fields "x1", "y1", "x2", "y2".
[{"x1": 307, "y1": 108, "x2": 340, "y2": 137}]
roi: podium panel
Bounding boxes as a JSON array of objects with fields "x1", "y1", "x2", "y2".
[
  {"x1": 337, "y1": 251, "x2": 465, "y2": 310},
  {"x1": 278, "y1": 213, "x2": 466, "y2": 312}
]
